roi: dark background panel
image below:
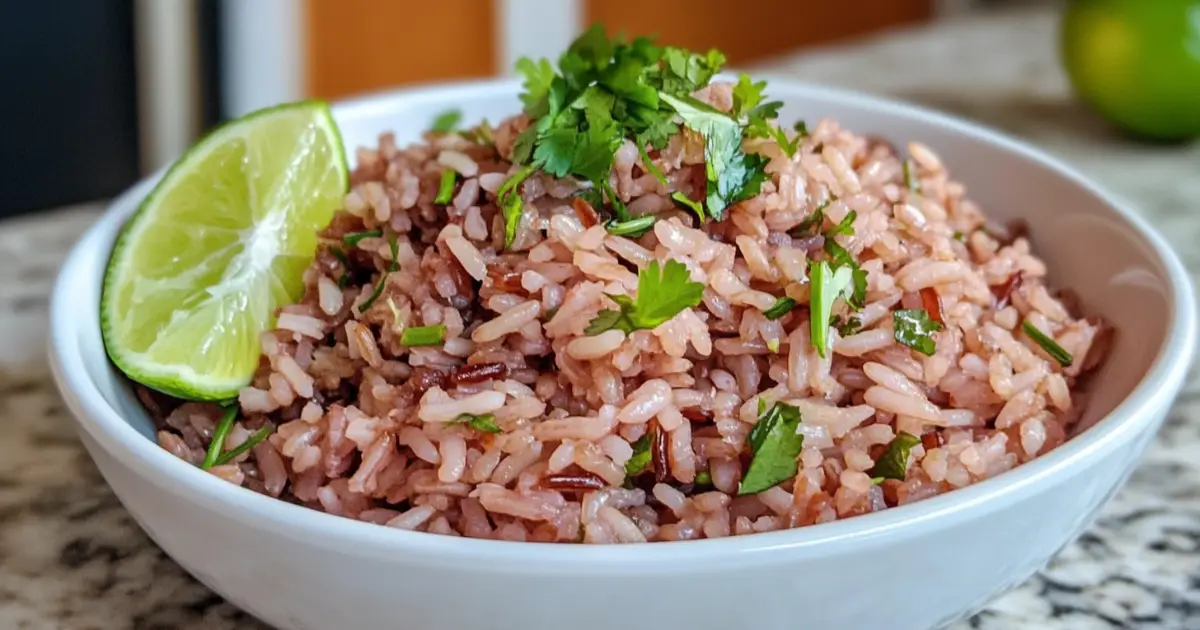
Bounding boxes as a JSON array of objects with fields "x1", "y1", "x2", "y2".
[{"x1": 0, "y1": 1, "x2": 140, "y2": 217}]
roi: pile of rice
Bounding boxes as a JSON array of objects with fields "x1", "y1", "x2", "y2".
[{"x1": 147, "y1": 82, "x2": 1111, "y2": 543}]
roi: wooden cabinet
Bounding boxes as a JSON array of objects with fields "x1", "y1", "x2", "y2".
[{"x1": 303, "y1": 0, "x2": 933, "y2": 101}]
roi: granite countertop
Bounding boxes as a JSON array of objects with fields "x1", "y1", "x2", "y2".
[{"x1": 2, "y1": 7, "x2": 1199, "y2": 629}]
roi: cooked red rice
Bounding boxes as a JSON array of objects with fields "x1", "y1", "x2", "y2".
[{"x1": 148, "y1": 82, "x2": 1111, "y2": 543}]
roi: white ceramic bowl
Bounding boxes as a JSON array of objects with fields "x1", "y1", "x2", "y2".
[{"x1": 49, "y1": 78, "x2": 1196, "y2": 630}]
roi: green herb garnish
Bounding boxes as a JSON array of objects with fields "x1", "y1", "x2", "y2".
[
  {"x1": 497, "y1": 165, "x2": 536, "y2": 248},
  {"x1": 453, "y1": 413, "x2": 502, "y2": 434},
  {"x1": 670, "y1": 191, "x2": 705, "y2": 223},
  {"x1": 822, "y1": 240, "x2": 868, "y2": 309},
  {"x1": 868, "y1": 432, "x2": 921, "y2": 481},
  {"x1": 825, "y1": 210, "x2": 857, "y2": 238},
  {"x1": 213, "y1": 425, "x2": 272, "y2": 468},
  {"x1": 1022, "y1": 321, "x2": 1073, "y2": 367},
  {"x1": 659, "y1": 93, "x2": 769, "y2": 220},
  {"x1": 330, "y1": 247, "x2": 351, "y2": 288},
  {"x1": 358, "y1": 235, "x2": 399, "y2": 313},
  {"x1": 431, "y1": 109, "x2": 463, "y2": 133},
  {"x1": 809, "y1": 260, "x2": 858, "y2": 358},
  {"x1": 832, "y1": 315, "x2": 863, "y2": 337},
  {"x1": 637, "y1": 143, "x2": 668, "y2": 186},
  {"x1": 902, "y1": 159, "x2": 922, "y2": 194},
  {"x1": 793, "y1": 120, "x2": 809, "y2": 136},
  {"x1": 953, "y1": 231, "x2": 967, "y2": 243},
  {"x1": 893, "y1": 309, "x2": 942, "y2": 356},
  {"x1": 694, "y1": 470, "x2": 713, "y2": 486},
  {"x1": 201, "y1": 404, "x2": 238, "y2": 470},
  {"x1": 762, "y1": 296, "x2": 797, "y2": 321},
  {"x1": 585, "y1": 259, "x2": 704, "y2": 335},
  {"x1": 343, "y1": 229, "x2": 382, "y2": 246},
  {"x1": 604, "y1": 215, "x2": 658, "y2": 237},
  {"x1": 736, "y1": 74, "x2": 799, "y2": 158},
  {"x1": 766, "y1": 338, "x2": 780, "y2": 353},
  {"x1": 790, "y1": 198, "x2": 833, "y2": 237},
  {"x1": 435, "y1": 169, "x2": 457, "y2": 204},
  {"x1": 400, "y1": 324, "x2": 447, "y2": 347},
  {"x1": 625, "y1": 432, "x2": 653, "y2": 476},
  {"x1": 739, "y1": 401, "x2": 804, "y2": 495}
]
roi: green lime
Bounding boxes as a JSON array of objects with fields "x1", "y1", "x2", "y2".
[
  {"x1": 101, "y1": 101, "x2": 348, "y2": 400},
  {"x1": 1061, "y1": 0, "x2": 1200, "y2": 141}
]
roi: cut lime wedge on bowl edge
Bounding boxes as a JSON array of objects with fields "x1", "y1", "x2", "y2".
[{"x1": 100, "y1": 100, "x2": 349, "y2": 401}]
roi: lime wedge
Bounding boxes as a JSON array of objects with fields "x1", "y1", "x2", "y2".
[{"x1": 101, "y1": 101, "x2": 348, "y2": 400}]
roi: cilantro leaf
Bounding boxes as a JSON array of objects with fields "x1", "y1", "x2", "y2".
[
  {"x1": 430, "y1": 109, "x2": 462, "y2": 134},
  {"x1": 453, "y1": 413, "x2": 502, "y2": 434},
  {"x1": 762, "y1": 296, "x2": 797, "y2": 320},
  {"x1": 809, "y1": 260, "x2": 857, "y2": 358},
  {"x1": 656, "y1": 47, "x2": 726, "y2": 95},
  {"x1": 516, "y1": 57, "x2": 556, "y2": 116},
  {"x1": 739, "y1": 401, "x2": 804, "y2": 495},
  {"x1": 868, "y1": 432, "x2": 921, "y2": 481},
  {"x1": 625, "y1": 432, "x2": 653, "y2": 476},
  {"x1": 746, "y1": 118, "x2": 800, "y2": 158},
  {"x1": 793, "y1": 120, "x2": 809, "y2": 136},
  {"x1": 637, "y1": 142, "x2": 667, "y2": 186},
  {"x1": 660, "y1": 93, "x2": 769, "y2": 220},
  {"x1": 832, "y1": 315, "x2": 863, "y2": 337},
  {"x1": 892, "y1": 309, "x2": 942, "y2": 356},
  {"x1": 584, "y1": 259, "x2": 704, "y2": 335},
  {"x1": 732, "y1": 73, "x2": 767, "y2": 116},
  {"x1": 1022, "y1": 321, "x2": 1073, "y2": 367},
  {"x1": 822, "y1": 239, "x2": 868, "y2": 309}
]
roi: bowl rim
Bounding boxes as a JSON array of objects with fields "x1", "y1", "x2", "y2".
[{"x1": 49, "y1": 77, "x2": 1197, "y2": 570}]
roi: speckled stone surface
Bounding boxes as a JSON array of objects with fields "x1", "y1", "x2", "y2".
[{"x1": 2, "y1": 7, "x2": 1198, "y2": 629}]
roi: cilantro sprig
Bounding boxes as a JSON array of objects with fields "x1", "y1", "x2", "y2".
[
  {"x1": 585, "y1": 259, "x2": 704, "y2": 335},
  {"x1": 453, "y1": 413, "x2": 502, "y2": 434},
  {"x1": 509, "y1": 26, "x2": 797, "y2": 238},
  {"x1": 738, "y1": 401, "x2": 804, "y2": 495}
]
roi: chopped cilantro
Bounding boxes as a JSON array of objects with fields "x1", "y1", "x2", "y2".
[
  {"x1": 358, "y1": 235, "x2": 399, "y2": 313},
  {"x1": 400, "y1": 324, "x2": 447, "y2": 347},
  {"x1": 893, "y1": 309, "x2": 942, "y2": 356},
  {"x1": 343, "y1": 229, "x2": 382, "y2": 246},
  {"x1": 637, "y1": 142, "x2": 668, "y2": 186},
  {"x1": 953, "y1": 231, "x2": 967, "y2": 243},
  {"x1": 213, "y1": 425, "x2": 272, "y2": 467},
  {"x1": 809, "y1": 260, "x2": 858, "y2": 358},
  {"x1": 825, "y1": 210, "x2": 857, "y2": 237},
  {"x1": 793, "y1": 120, "x2": 809, "y2": 136},
  {"x1": 670, "y1": 191, "x2": 705, "y2": 223},
  {"x1": 430, "y1": 109, "x2": 462, "y2": 134},
  {"x1": 822, "y1": 240, "x2": 868, "y2": 309},
  {"x1": 790, "y1": 198, "x2": 833, "y2": 237},
  {"x1": 434, "y1": 169, "x2": 457, "y2": 204},
  {"x1": 465, "y1": 119, "x2": 495, "y2": 146},
  {"x1": 453, "y1": 413, "x2": 502, "y2": 434},
  {"x1": 694, "y1": 470, "x2": 713, "y2": 486},
  {"x1": 659, "y1": 93, "x2": 769, "y2": 220},
  {"x1": 762, "y1": 296, "x2": 797, "y2": 320},
  {"x1": 868, "y1": 432, "x2": 921, "y2": 481},
  {"x1": 625, "y1": 432, "x2": 653, "y2": 476},
  {"x1": 832, "y1": 315, "x2": 863, "y2": 337},
  {"x1": 902, "y1": 159, "x2": 922, "y2": 194},
  {"x1": 201, "y1": 404, "x2": 238, "y2": 470},
  {"x1": 739, "y1": 401, "x2": 804, "y2": 495},
  {"x1": 497, "y1": 165, "x2": 536, "y2": 248},
  {"x1": 585, "y1": 259, "x2": 704, "y2": 335},
  {"x1": 604, "y1": 215, "x2": 657, "y2": 237},
  {"x1": 1022, "y1": 321, "x2": 1073, "y2": 367}
]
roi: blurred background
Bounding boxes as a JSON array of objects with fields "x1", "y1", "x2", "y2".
[{"x1": 0, "y1": 0, "x2": 1054, "y2": 219}]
